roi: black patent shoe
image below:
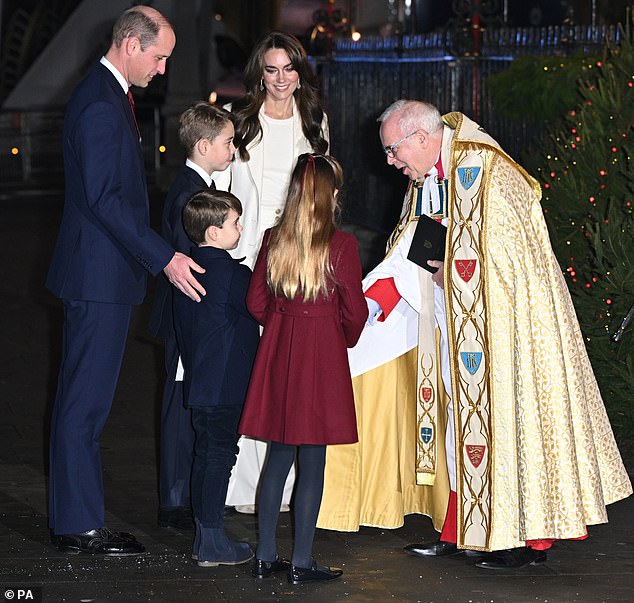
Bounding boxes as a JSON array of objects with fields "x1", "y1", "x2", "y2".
[
  {"x1": 404, "y1": 540, "x2": 463, "y2": 557},
  {"x1": 252, "y1": 555, "x2": 292, "y2": 578},
  {"x1": 287, "y1": 561, "x2": 343, "y2": 584},
  {"x1": 475, "y1": 547, "x2": 547, "y2": 570},
  {"x1": 52, "y1": 527, "x2": 146, "y2": 556}
]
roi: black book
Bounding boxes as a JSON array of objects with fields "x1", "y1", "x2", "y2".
[{"x1": 407, "y1": 214, "x2": 447, "y2": 274}]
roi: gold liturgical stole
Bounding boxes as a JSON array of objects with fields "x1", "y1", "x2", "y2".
[{"x1": 385, "y1": 179, "x2": 443, "y2": 485}]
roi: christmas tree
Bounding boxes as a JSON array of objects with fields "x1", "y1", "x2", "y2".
[{"x1": 490, "y1": 17, "x2": 634, "y2": 447}]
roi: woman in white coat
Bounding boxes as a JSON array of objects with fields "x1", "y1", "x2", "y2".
[{"x1": 215, "y1": 31, "x2": 329, "y2": 514}]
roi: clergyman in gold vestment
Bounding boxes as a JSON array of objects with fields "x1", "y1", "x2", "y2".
[{"x1": 317, "y1": 100, "x2": 632, "y2": 569}]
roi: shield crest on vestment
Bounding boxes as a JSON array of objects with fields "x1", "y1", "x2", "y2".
[
  {"x1": 457, "y1": 166, "x2": 481, "y2": 190},
  {"x1": 454, "y1": 259, "x2": 477, "y2": 283},
  {"x1": 466, "y1": 444, "x2": 486, "y2": 468},
  {"x1": 460, "y1": 351, "x2": 482, "y2": 375},
  {"x1": 420, "y1": 386, "x2": 433, "y2": 402},
  {"x1": 420, "y1": 426, "x2": 433, "y2": 444}
]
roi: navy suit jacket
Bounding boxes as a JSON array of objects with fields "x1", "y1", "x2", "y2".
[
  {"x1": 46, "y1": 62, "x2": 173, "y2": 305},
  {"x1": 174, "y1": 246, "x2": 259, "y2": 408},
  {"x1": 148, "y1": 165, "x2": 210, "y2": 338}
]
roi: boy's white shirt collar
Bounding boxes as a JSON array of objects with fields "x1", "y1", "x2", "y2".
[{"x1": 185, "y1": 158, "x2": 213, "y2": 187}]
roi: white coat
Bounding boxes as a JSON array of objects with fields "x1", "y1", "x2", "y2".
[{"x1": 213, "y1": 99, "x2": 329, "y2": 268}]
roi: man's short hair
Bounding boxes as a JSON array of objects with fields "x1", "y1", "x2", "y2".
[
  {"x1": 112, "y1": 7, "x2": 171, "y2": 50},
  {"x1": 183, "y1": 189, "x2": 242, "y2": 245},
  {"x1": 179, "y1": 102, "x2": 233, "y2": 156}
]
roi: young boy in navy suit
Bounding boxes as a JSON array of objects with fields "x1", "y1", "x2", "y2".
[
  {"x1": 149, "y1": 102, "x2": 235, "y2": 531},
  {"x1": 173, "y1": 190, "x2": 259, "y2": 567}
]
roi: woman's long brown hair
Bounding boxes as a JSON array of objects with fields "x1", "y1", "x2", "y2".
[{"x1": 232, "y1": 31, "x2": 328, "y2": 161}]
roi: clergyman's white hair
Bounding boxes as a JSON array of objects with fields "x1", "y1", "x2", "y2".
[{"x1": 378, "y1": 100, "x2": 443, "y2": 134}]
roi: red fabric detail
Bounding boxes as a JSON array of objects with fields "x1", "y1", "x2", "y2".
[
  {"x1": 526, "y1": 539, "x2": 554, "y2": 551},
  {"x1": 435, "y1": 154, "x2": 444, "y2": 178},
  {"x1": 439, "y1": 490, "x2": 457, "y2": 543},
  {"x1": 364, "y1": 277, "x2": 401, "y2": 322},
  {"x1": 127, "y1": 89, "x2": 141, "y2": 138},
  {"x1": 527, "y1": 533, "x2": 588, "y2": 551},
  {"x1": 570, "y1": 534, "x2": 589, "y2": 541}
]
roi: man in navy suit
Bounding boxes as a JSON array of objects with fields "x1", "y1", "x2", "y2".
[
  {"x1": 149, "y1": 102, "x2": 236, "y2": 530},
  {"x1": 46, "y1": 6, "x2": 205, "y2": 556}
]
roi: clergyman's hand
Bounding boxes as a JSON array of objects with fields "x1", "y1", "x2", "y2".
[
  {"x1": 428, "y1": 260, "x2": 445, "y2": 289},
  {"x1": 164, "y1": 252, "x2": 206, "y2": 302}
]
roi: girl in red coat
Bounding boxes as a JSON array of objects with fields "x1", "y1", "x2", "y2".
[{"x1": 239, "y1": 153, "x2": 368, "y2": 584}]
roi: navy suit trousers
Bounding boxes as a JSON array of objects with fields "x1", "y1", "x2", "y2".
[
  {"x1": 49, "y1": 300, "x2": 132, "y2": 534},
  {"x1": 158, "y1": 334, "x2": 195, "y2": 509},
  {"x1": 191, "y1": 406, "x2": 241, "y2": 527}
]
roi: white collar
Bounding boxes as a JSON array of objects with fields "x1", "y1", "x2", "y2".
[
  {"x1": 100, "y1": 56, "x2": 128, "y2": 93},
  {"x1": 185, "y1": 159, "x2": 213, "y2": 187}
]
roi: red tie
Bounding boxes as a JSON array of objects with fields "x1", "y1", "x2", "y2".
[{"x1": 127, "y1": 89, "x2": 141, "y2": 139}]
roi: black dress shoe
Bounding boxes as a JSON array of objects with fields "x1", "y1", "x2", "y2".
[
  {"x1": 158, "y1": 507, "x2": 194, "y2": 530},
  {"x1": 52, "y1": 528, "x2": 145, "y2": 556},
  {"x1": 287, "y1": 561, "x2": 343, "y2": 584},
  {"x1": 252, "y1": 555, "x2": 292, "y2": 578},
  {"x1": 464, "y1": 549, "x2": 489, "y2": 558},
  {"x1": 475, "y1": 547, "x2": 547, "y2": 570},
  {"x1": 404, "y1": 540, "x2": 463, "y2": 557}
]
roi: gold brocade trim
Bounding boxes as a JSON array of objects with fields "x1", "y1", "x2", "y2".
[
  {"x1": 385, "y1": 180, "x2": 421, "y2": 255},
  {"x1": 415, "y1": 264, "x2": 439, "y2": 484},
  {"x1": 415, "y1": 350, "x2": 437, "y2": 480},
  {"x1": 445, "y1": 145, "x2": 495, "y2": 550}
]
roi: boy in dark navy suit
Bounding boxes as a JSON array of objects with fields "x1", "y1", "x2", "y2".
[
  {"x1": 173, "y1": 190, "x2": 259, "y2": 567},
  {"x1": 149, "y1": 102, "x2": 235, "y2": 531}
]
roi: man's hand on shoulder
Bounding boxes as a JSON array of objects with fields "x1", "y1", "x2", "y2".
[{"x1": 164, "y1": 252, "x2": 206, "y2": 302}]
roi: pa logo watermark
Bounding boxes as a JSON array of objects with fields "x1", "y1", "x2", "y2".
[{"x1": 3, "y1": 587, "x2": 42, "y2": 602}]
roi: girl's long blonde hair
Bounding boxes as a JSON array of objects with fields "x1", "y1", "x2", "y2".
[{"x1": 267, "y1": 153, "x2": 343, "y2": 302}]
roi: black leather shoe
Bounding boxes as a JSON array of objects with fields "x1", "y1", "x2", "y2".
[
  {"x1": 52, "y1": 528, "x2": 145, "y2": 556},
  {"x1": 465, "y1": 549, "x2": 489, "y2": 558},
  {"x1": 475, "y1": 547, "x2": 547, "y2": 570},
  {"x1": 287, "y1": 562, "x2": 343, "y2": 584},
  {"x1": 158, "y1": 507, "x2": 193, "y2": 530},
  {"x1": 404, "y1": 540, "x2": 463, "y2": 557},
  {"x1": 252, "y1": 555, "x2": 292, "y2": 578}
]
